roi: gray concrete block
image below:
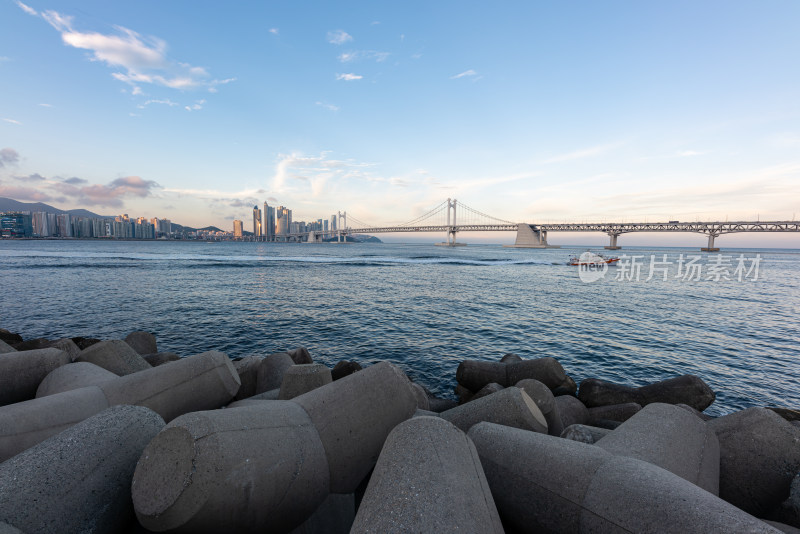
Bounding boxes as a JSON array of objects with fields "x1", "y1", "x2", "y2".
[
  {"x1": 588, "y1": 402, "x2": 642, "y2": 423},
  {"x1": 676, "y1": 402, "x2": 714, "y2": 421},
  {"x1": 0, "y1": 339, "x2": 16, "y2": 354},
  {"x1": 35, "y1": 362, "x2": 118, "y2": 397},
  {"x1": 561, "y1": 424, "x2": 612, "y2": 444},
  {"x1": 410, "y1": 382, "x2": 431, "y2": 410},
  {"x1": 440, "y1": 387, "x2": 547, "y2": 434},
  {"x1": 770, "y1": 473, "x2": 800, "y2": 528},
  {"x1": 10, "y1": 338, "x2": 52, "y2": 351},
  {"x1": 457, "y1": 357, "x2": 567, "y2": 391},
  {"x1": 500, "y1": 353, "x2": 522, "y2": 363},
  {"x1": 100, "y1": 350, "x2": 240, "y2": 422},
  {"x1": 555, "y1": 394, "x2": 589, "y2": 429},
  {"x1": 768, "y1": 407, "x2": 800, "y2": 423},
  {"x1": 0, "y1": 386, "x2": 110, "y2": 462},
  {"x1": 47, "y1": 338, "x2": 81, "y2": 360},
  {"x1": 0, "y1": 347, "x2": 71, "y2": 406},
  {"x1": 471, "y1": 382, "x2": 504, "y2": 401},
  {"x1": 75, "y1": 340, "x2": 152, "y2": 375},
  {"x1": 763, "y1": 520, "x2": 800, "y2": 534},
  {"x1": 142, "y1": 352, "x2": 180, "y2": 367},
  {"x1": 428, "y1": 396, "x2": 458, "y2": 413},
  {"x1": 133, "y1": 401, "x2": 328, "y2": 533},
  {"x1": 0, "y1": 523, "x2": 23, "y2": 534},
  {"x1": 248, "y1": 388, "x2": 279, "y2": 400},
  {"x1": 226, "y1": 398, "x2": 271, "y2": 409},
  {"x1": 279, "y1": 363, "x2": 333, "y2": 399},
  {"x1": 288, "y1": 346, "x2": 313, "y2": 364},
  {"x1": 595, "y1": 403, "x2": 720, "y2": 494},
  {"x1": 0, "y1": 405, "x2": 164, "y2": 534},
  {"x1": 293, "y1": 361, "x2": 418, "y2": 493},
  {"x1": 255, "y1": 351, "x2": 295, "y2": 393},
  {"x1": 232, "y1": 355, "x2": 263, "y2": 400},
  {"x1": 555, "y1": 374, "x2": 578, "y2": 396},
  {"x1": 516, "y1": 378, "x2": 562, "y2": 436},
  {"x1": 124, "y1": 331, "x2": 158, "y2": 355},
  {"x1": 351, "y1": 417, "x2": 503, "y2": 534},
  {"x1": 331, "y1": 360, "x2": 362, "y2": 380},
  {"x1": 413, "y1": 408, "x2": 439, "y2": 418},
  {"x1": 709, "y1": 407, "x2": 800, "y2": 517},
  {"x1": 579, "y1": 374, "x2": 716, "y2": 411},
  {"x1": 468, "y1": 422, "x2": 781, "y2": 534},
  {"x1": 455, "y1": 383, "x2": 475, "y2": 404},
  {"x1": 290, "y1": 493, "x2": 355, "y2": 534},
  {"x1": 506, "y1": 357, "x2": 567, "y2": 389}
]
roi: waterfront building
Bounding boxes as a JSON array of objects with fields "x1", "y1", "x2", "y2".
[
  {"x1": 264, "y1": 202, "x2": 275, "y2": 241},
  {"x1": 233, "y1": 219, "x2": 243, "y2": 239},
  {"x1": 0, "y1": 212, "x2": 33, "y2": 238},
  {"x1": 330, "y1": 214, "x2": 337, "y2": 231},
  {"x1": 56, "y1": 214, "x2": 72, "y2": 237},
  {"x1": 253, "y1": 206, "x2": 262, "y2": 238},
  {"x1": 277, "y1": 206, "x2": 291, "y2": 239}
]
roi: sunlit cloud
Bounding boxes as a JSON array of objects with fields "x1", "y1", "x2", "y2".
[
  {"x1": 338, "y1": 50, "x2": 389, "y2": 63},
  {"x1": 336, "y1": 73, "x2": 362, "y2": 81},
  {"x1": 2, "y1": 118, "x2": 22, "y2": 125},
  {"x1": 268, "y1": 28, "x2": 279, "y2": 35},
  {"x1": 450, "y1": 69, "x2": 477, "y2": 79},
  {"x1": 327, "y1": 30, "x2": 353, "y2": 45},
  {"x1": 15, "y1": 1, "x2": 37, "y2": 16}
]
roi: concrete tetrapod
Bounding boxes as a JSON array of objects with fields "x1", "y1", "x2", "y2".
[
  {"x1": 132, "y1": 361, "x2": 417, "y2": 532},
  {"x1": 125, "y1": 331, "x2": 158, "y2": 355},
  {"x1": 578, "y1": 374, "x2": 716, "y2": 411},
  {"x1": 0, "y1": 347, "x2": 71, "y2": 406},
  {"x1": 594, "y1": 402, "x2": 720, "y2": 495},
  {"x1": 0, "y1": 339, "x2": 16, "y2": 353},
  {"x1": 0, "y1": 351, "x2": 240, "y2": 460},
  {"x1": 456, "y1": 357, "x2": 567, "y2": 391},
  {"x1": 554, "y1": 394, "x2": 589, "y2": 429},
  {"x1": 440, "y1": 386, "x2": 547, "y2": 434},
  {"x1": 0, "y1": 405, "x2": 164, "y2": 534},
  {"x1": 351, "y1": 416, "x2": 504, "y2": 534},
  {"x1": 255, "y1": 351, "x2": 295, "y2": 393},
  {"x1": 515, "y1": 378, "x2": 562, "y2": 436},
  {"x1": 132, "y1": 401, "x2": 330, "y2": 534},
  {"x1": 293, "y1": 361, "x2": 419, "y2": 493},
  {"x1": 278, "y1": 363, "x2": 332, "y2": 399},
  {"x1": 468, "y1": 422, "x2": 781, "y2": 534},
  {"x1": 232, "y1": 355, "x2": 263, "y2": 400},
  {"x1": 75, "y1": 339, "x2": 152, "y2": 375},
  {"x1": 35, "y1": 361, "x2": 118, "y2": 397},
  {"x1": 560, "y1": 424, "x2": 611, "y2": 444},
  {"x1": 709, "y1": 407, "x2": 800, "y2": 518}
]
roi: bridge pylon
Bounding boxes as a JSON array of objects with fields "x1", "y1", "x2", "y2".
[
  {"x1": 504, "y1": 224, "x2": 559, "y2": 248},
  {"x1": 604, "y1": 232, "x2": 621, "y2": 250},
  {"x1": 436, "y1": 198, "x2": 466, "y2": 247}
]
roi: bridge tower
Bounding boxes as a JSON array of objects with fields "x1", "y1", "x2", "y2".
[
  {"x1": 701, "y1": 231, "x2": 720, "y2": 252},
  {"x1": 437, "y1": 198, "x2": 465, "y2": 246},
  {"x1": 605, "y1": 231, "x2": 622, "y2": 250}
]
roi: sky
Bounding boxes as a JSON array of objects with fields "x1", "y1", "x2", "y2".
[{"x1": 1, "y1": 1, "x2": 799, "y2": 246}]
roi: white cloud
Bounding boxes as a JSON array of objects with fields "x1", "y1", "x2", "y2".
[
  {"x1": 450, "y1": 69, "x2": 477, "y2": 79},
  {"x1": 2, "y1": 118, "x2": 22, "y2": 125},
  {"x1": 336, "y1": 73, "x2": 362, "y2": 81},
  {"x1": 131, "y1": 86, "x2": 142, "y2": 95},
  {"x1": 268, "y1": 28, "x2": 279, "y2": 35},
  {"x1": 137, "y1": 99, "x2": 178, "y2": 109},
  {"x1": 677, "y1": 150, "x2": 706, "y2": 157},
  {"x1": 542, "y1": 142, "x2": 624, "y2": 164},
  {"x1": 38, "y1": 103, "x2": 53, "y2": 107},
  {"x1": 15, "y1": 1, "x2": 37, "y2": 16},
  {"x1": 327, "y1": 30, "x2": 353, "y2": 45},
  {"x1": 338, "y1": 50, "x2": 389, "y2": 63},
  {"x1": 184, "y1": 99, "x2": 205, "y2": 111},
  {"x1": 30, "y1": 9, "x2": 234, "y2": 94},
  {"x1": 315, "y1": 101, "x2": 339, "y2": 112}
]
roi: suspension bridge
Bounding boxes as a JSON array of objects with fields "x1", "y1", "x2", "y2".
[{"x1": 299, "y1": 198, "x2": 800, "y2": 251}]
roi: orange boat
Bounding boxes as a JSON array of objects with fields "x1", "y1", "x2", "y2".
[{"x1": 567, "y1": 252, "x2": 620, "y2": 266}]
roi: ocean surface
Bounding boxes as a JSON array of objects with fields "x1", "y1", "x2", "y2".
[{"x1": 1, "y1": 239, "x2": 798, "y2": 415}]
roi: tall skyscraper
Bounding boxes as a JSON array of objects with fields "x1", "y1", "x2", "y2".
[
  {"x1": 252, "y1": 205, "x2": 262, "y2": 238},
  {"x1": 264, "y1": 201, "x2": 275, "y2": 242},
  {"x1": 276, "y1": 206, "x2": 291, "y2": 239},
  {"x1": 330, "y1": 214, "x2": 337, "y2": 231},
  {"x1": 233, "y1": 219, "x2": 243, "y2": 239}
]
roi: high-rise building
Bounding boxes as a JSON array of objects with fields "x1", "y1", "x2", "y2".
[
  {"x1": 56, "y1": 213, "x2": 72, "y2": 237},
  {"x1": 253, "y1": 206, "x2": 262, "y2": 238},
  {"x1": 330, "y1": 214, "x2": 337, "y2": 231},
  {"x1": 276, "y1": 206, "x2": 291, "y2": 239},
  {"x1": 233, "y1": 219, "x2": 243, "y2": 239},
  {"x1": 263, "y1": 201, "x2": 276, "y2": 242},
  {"x1": 0, "y1": 212, "x2": 33, "y2": 238}
]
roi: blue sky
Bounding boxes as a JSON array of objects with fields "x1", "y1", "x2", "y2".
[{"x1": 1, "y1": 1, "x2": 799, "y2": 245}]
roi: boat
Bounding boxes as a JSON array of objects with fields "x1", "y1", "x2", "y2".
[{"x1": 567, "y1": 251, "x2": 620, "y2": 266}]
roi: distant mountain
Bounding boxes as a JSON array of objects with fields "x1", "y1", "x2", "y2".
[{"x1": 0, "y1": 197, "x2": 110, "y2": 218}]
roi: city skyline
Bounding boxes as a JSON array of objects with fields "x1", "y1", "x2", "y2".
[{"x1": 1, "y1": 2, "x2": 799, "y2": 246}]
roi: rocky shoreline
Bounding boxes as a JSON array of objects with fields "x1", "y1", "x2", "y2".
[{"x1": 0, "y1": 329, "x2": 798, "y2": 533}]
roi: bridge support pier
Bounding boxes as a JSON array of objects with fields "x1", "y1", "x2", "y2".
[
  {"x1": 701, "y1": 233, "x2": 720, "y2": 252},
  {"x1": 605, "y1": 232, "x2": 621, "y2": 250},
  {"x1": 504, "y1": 224, "x2": 559, "y2": 248}
]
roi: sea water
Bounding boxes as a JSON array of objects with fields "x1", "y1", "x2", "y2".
[{"x1": 1, "y1": 239, "x2": 798, "y2": 415}]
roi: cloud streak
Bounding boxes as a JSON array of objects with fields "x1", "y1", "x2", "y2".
[
  {"x1": 450, "y1": 69, "x2": 477, "y2": 79},
  {"x1": 327, "y1": 30, "x2": 353, "y2": 45},
  {"x1": 336, "y1": 73, "x2": 362, "y2": 81},
  {"x1": 18, "y1": 4, "x2": 234, "y2": 95}
]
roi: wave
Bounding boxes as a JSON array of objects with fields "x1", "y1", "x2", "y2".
[{"x1": 0, "y1": 250, "x2": 555, "y2": 267}]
